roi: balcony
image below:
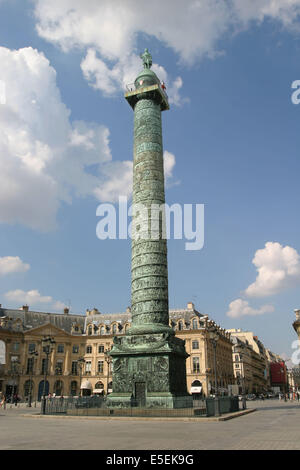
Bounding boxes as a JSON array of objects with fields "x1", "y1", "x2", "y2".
[{"x1": 125, "y1": 82, "x2": 169, "y2": 111}]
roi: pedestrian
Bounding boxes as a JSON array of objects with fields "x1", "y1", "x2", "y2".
[
  {"x1": 297, "y1": 391, "x2": 300, "y2": 402},
  {"x1": 13, "y1": 393, "x2": 18, "y2": 406}
]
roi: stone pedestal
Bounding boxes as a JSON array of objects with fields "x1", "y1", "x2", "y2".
[{"x1": 108, "y1": 332, "x2": 192, "y2": 408}]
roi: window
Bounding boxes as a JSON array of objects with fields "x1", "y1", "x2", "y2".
[
  {"x1": 26, "y1": 358, "x2": 34, "y2": 375},
  {"x1": 72, "y1": 345, "x2": 79, "y2": 354},
  {"x1": 70, "y1": 381, "x2": 77, "y2": 396},
  {"x1": 192, "y1": 340, "x2": 199, "y2": 350},
  {"x1": 178, "y1": 321, "x2": 183, "y2": 331},
  {"x1": 86, "y1": 345, "x2": 92, "y2": 354},
  {"x1": 24, "y1": 380, "x2": 33, "y2": 398},
  {"x1": 235, "y1": 355, "x2": 239, "y2": 362},
  {"x1": 100, "y1": 326, "x2": 105, "y2": 335},
  {"x1": 112, "y1": 324, "x2": 117, "y2": 334},
  {"x1": 71, "y1": 361, "x2": 78, "y2": 375},
  {"x1": 98, "y1": 345, "x2": 104, "y2": 354},
  {"x1": 12, "y1": 342, "x2": 20, "y2": 352},
  {"x1": 192, "y1": 357, "x2": 200, "y2": 373},
  {"x1": 95, "y1": 381, "x2": 104, "y2": 390},
  {"x1": 41, "y1": 358, "x2": 48, "y2": 375},
  {"x1": 87, "y1": 325, "x2": 93, "y2": 335},
  {"x1": 57, "y1": 344, "x2": 64, "y2": 354},
  {"x1": 235, "y1": 364, "x2": 240, "y2": 368},
  {"x1": 55, "y1": 360, "x2": 63, "y2": 375},
  {"x1": 192, "y1": 319, "x2": 198, "y2": 330},
  {"x1": 97, "y1": 361, "x2": 104, "y2": 374},
  {"x1": 54, "y1": 380, "x2": 63, "y2": 396},
  {"x1": 85, "y1": 361, "x2": 92, "y2": 375},
  {"x1": 28, "y1": 343, "x2": 36, "y2": 353}
]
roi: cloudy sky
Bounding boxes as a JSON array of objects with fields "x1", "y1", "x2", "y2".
[{"x1": 1, "y1": 0, "x2": 300, "y2": 359}]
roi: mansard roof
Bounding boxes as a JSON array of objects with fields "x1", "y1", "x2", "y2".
[{"x1": 0, "y1": 307, "x2": 85, "y2": 334}]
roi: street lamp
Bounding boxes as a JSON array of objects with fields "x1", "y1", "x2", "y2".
[
  {"x1": 77, "y1": 357, "x2": 85, "y2": 397},
  {"x1": 41, "y1": 336, "x2": 56, "y2": 415},
  {"x1": 28, "y1": 349, "x2": 38, "y2": 407},
  {"x1": 239, "y1": 351, "x2": 247, "y2": 410},
  {"x1": 9, "y1": 358, "x2": 21, "y2": 406},
  {"x1": 209, "y1": 329, "x2": 220, "y2": 417},
  {"x1": 104, "y1": 349, "x2": 112, "y2": 397}
]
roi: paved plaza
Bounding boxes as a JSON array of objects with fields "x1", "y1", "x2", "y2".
[{"x1": 1, "y1": 400, "x2": 300, "y2": 450}]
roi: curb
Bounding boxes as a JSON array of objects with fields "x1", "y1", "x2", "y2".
[{"x1": 21, "y1": 408, "x2": 256, "y2": 422}]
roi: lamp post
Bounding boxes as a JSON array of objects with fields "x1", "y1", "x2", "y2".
[
  {"x1": 9, "y1": 358, "x2": 20, "y2": 406},
  {"x1": 41, "y1": 336, "x2": 56, "y2": 415},
  {"x1": 77, "y1": 357, "x2": 85, "y2": 397},
  {"x1": 28, "y1": 350, "x2": 38, "y2": 407},
  {"x1": 209, "y1": 329, "x2": 220, "y2": 417},
  {"x1": 239, "y1": 351, "x2": 247, "y2": 410},
  {"x1": 104, "y1": 349, "x2": 112, "y2": 397}
]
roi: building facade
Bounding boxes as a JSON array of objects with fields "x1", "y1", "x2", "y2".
[
  {"x1": 227, "y1": 329, "x2": 269, "y2": 394},
  {"x1": 0, "y1": 302, "x2": 235, "y2": 401}
]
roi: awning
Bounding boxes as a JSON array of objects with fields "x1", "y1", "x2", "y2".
[
  {"x1": 80, "y1": 381, "x2": 92, "y2": 390},
  {"x1": 93, "y1": 389, "x2": 104, "y2": 394},
  {"x1": 108, "y1": 388, "x2": 113, "y2": 393},
  {"x1": 191, "y1": 386, "x2": 202, "y2": 393}
]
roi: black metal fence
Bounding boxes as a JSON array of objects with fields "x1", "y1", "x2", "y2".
[{"x1": 43, "y1": 395, "x2": 239, "y2": 418}]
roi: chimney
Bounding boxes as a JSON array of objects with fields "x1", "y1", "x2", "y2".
[
  {"x1": 64, "y1": 307, "x2": 69, "y2": 315},
  {"x1": 22, "y1": 305, "x2": 29, "y2": 312},
  {"x1": 187, "y1": 302, "x2": 194, "y2": 310}
]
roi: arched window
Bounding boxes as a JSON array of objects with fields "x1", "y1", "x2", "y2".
[
  {"x1": 87, "y1": 325, "x2": 93, "y2": 336},
  {"x1": 192, "y1": 318, "x2": 198, "y2": 330},
  {"x1": 178, "y1": 321, "x2": 183, "y2": 331},
  {"x1": 112, "y1": 324, "x2": 117, "y2": 334},
  {"x1": 192, "y1": 380, "x2": 202, "y2": 387},
  {"x1": 95, "y1": 381, "x2": 104, "y2": 390},
  {"x1": 100, "y1": 326, "x2": 105, "y2": 336}
]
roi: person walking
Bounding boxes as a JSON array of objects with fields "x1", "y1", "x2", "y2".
[{"x1": 13, "y1": 393, "x2": 18, "y2": 406}]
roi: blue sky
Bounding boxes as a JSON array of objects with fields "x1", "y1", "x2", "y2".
[{"x1": 1, "y1": 0, "x2": 300, "y2": 360}]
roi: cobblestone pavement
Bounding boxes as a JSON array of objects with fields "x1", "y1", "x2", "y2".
[{"x1": 0, "y1": 400, "x2": 300, "y2": 450}]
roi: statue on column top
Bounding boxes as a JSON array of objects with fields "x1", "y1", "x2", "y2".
[{"x1": 140, "y1": 48, "x2": 152, "y2": 69}]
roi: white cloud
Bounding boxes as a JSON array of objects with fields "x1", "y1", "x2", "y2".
[
  {"x1": 0, "y1": 46, "x2": 178, "y2": 230},
  {"x1": 94, "y1": 160, "x2": 133, "y2": 203},
  {"x1": 52, "y1": 300, "x2": 68, "y2": 311},
  {"x1": 32, "y1": 0, "x2": 300, "y2": 104},
  {"x1": 0, "y1": 46, "x2": 141, "y2": 230},
  {"x1": 245, "y1": 242, "x2": 300, "y2": 298},
  {"x1": 0, "y1": 256, "x2": 30, "y2": 276},
  {"x1": 227, "y1": 298, "x2": 274, "y2": 318},
  {"x1": 4, "y1": 289, "x2": 53, "y2": 306},
  {"x1": 4, "y1": 288, "x2": 67, "y2": 312}
]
